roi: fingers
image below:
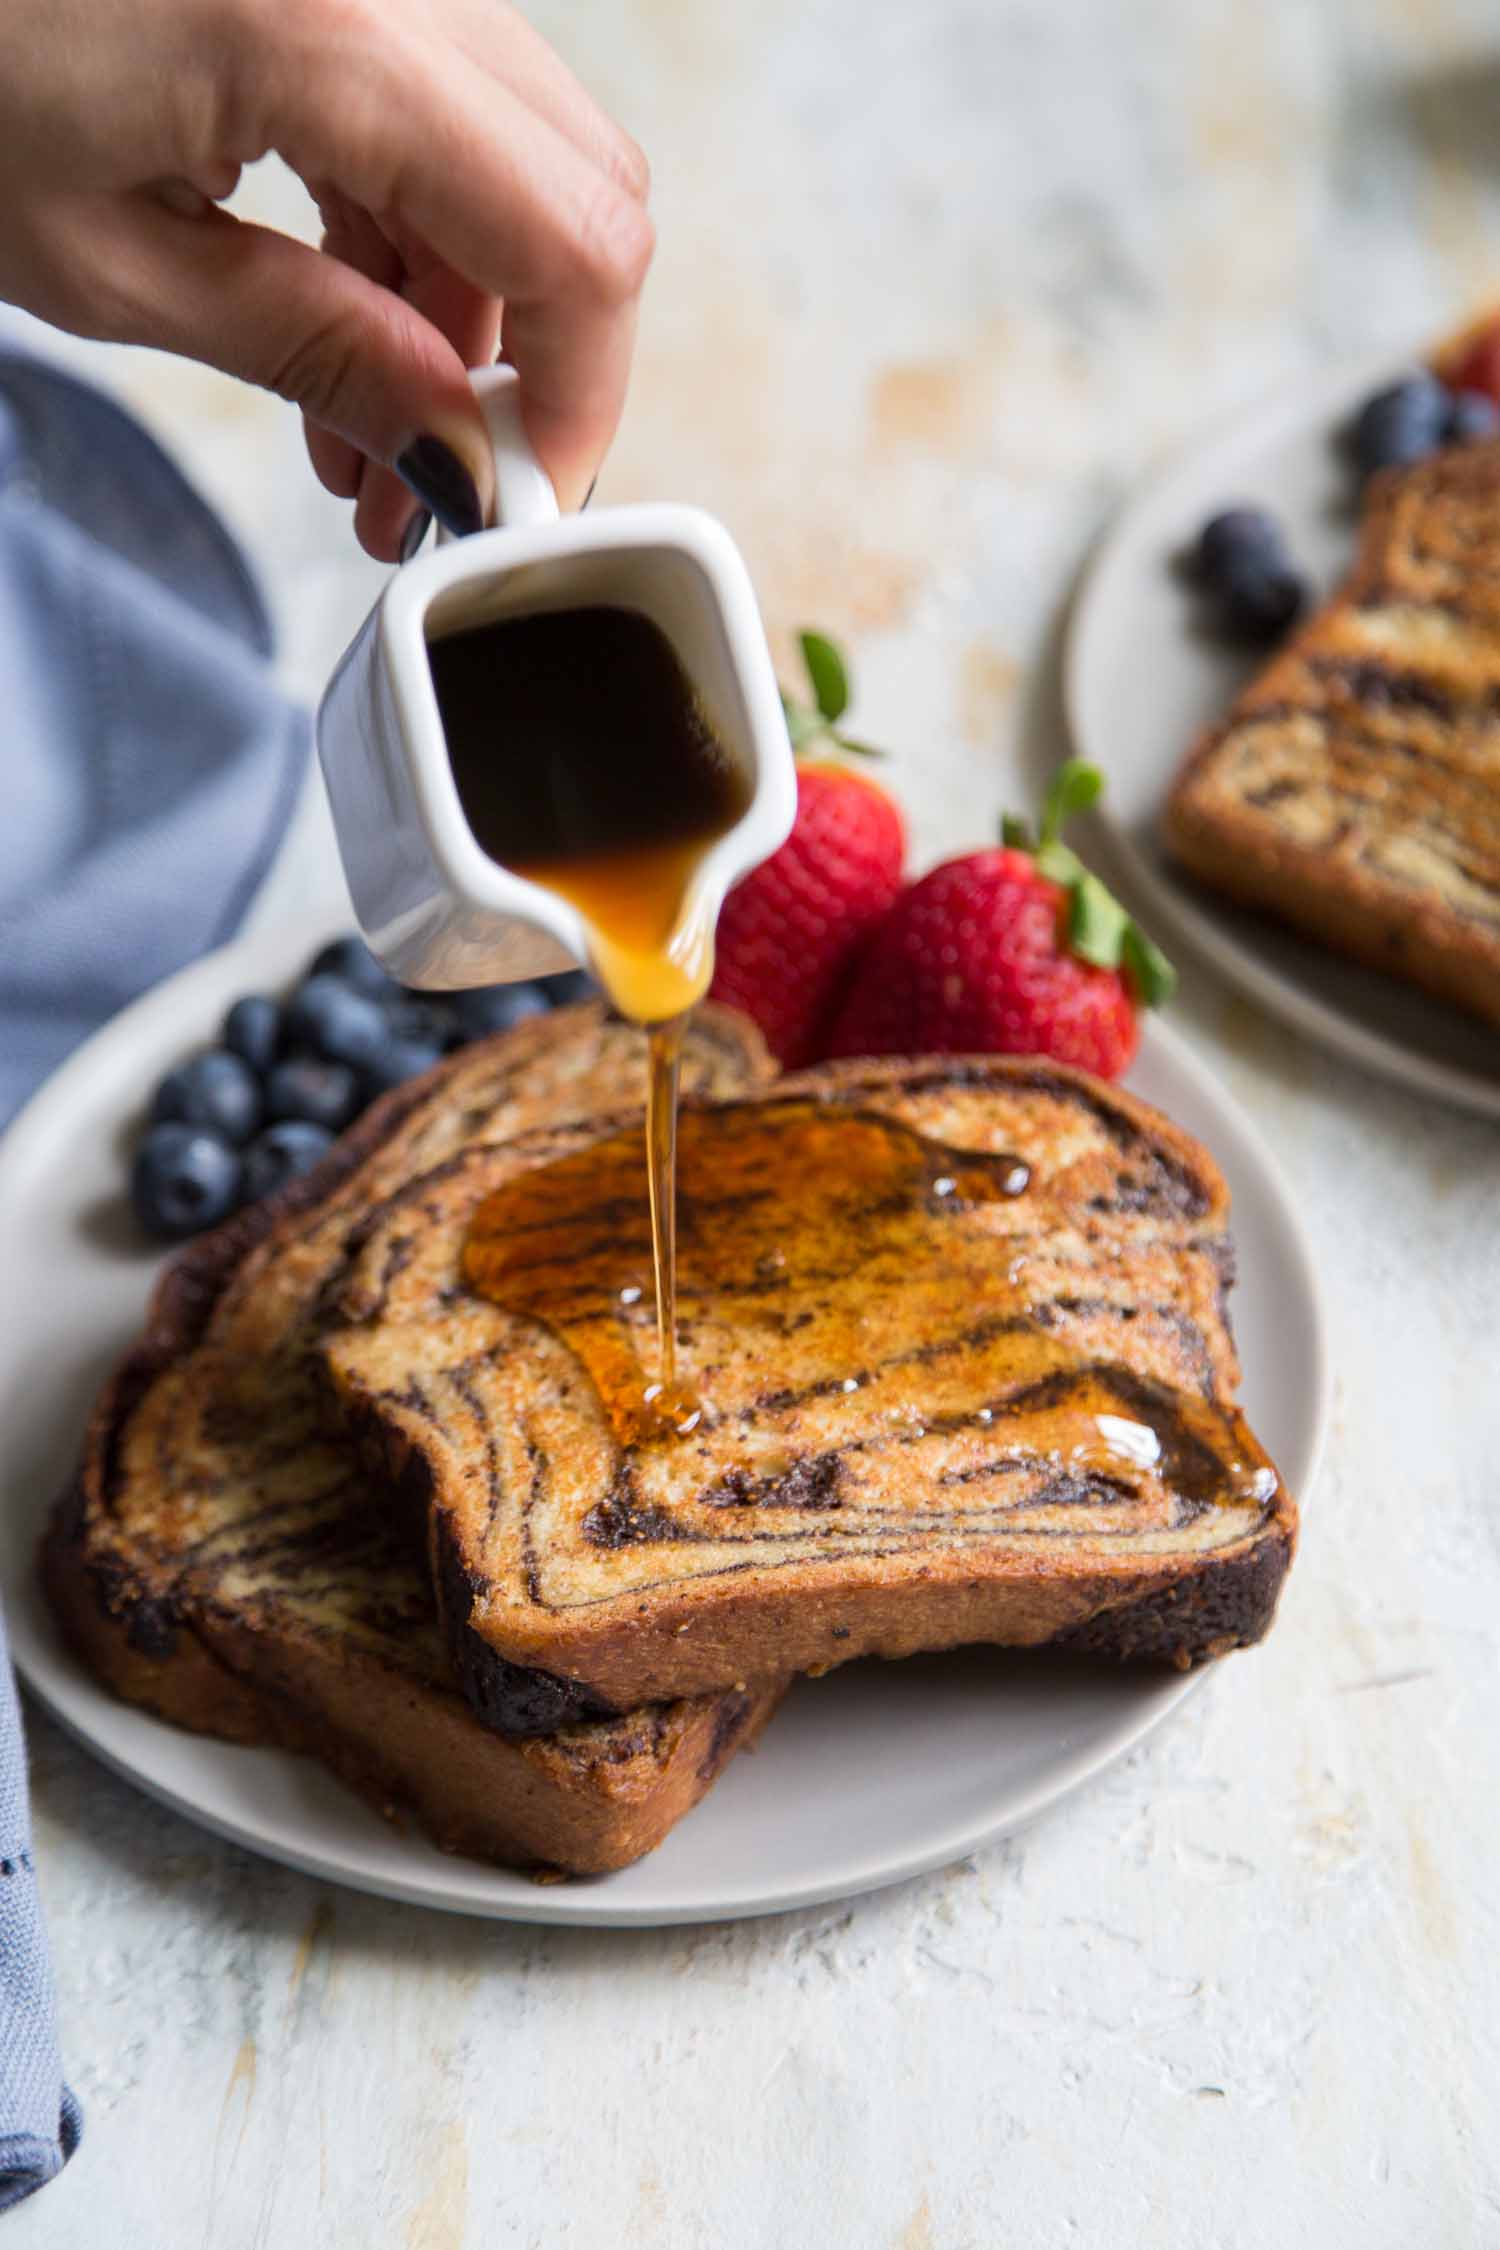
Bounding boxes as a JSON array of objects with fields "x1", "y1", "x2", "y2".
[
  {"x1": 446, "y1": 1, "x2": 649, "y2": 203},
  {"x1": 289, "y1": 0, "x2": 654, "y2": 532},
  {"x1": 354, "y1": 257, "x2": 502, "y2": 558},
  {"x1": 97, "y1": 195, "x2": 498, "y2": 558},
  {"x1": 391, "y1": 259, "x2": 503, "y2": 382},
  {"x1": 299, "y1": 188, "x2": 405, "y2": 523},
  {"x1": 305, "y1": 184, "x2": 502, "y2": 552},
  {"x1": 304, "y1": 419, "x2": 363, "y2": 502},
  {"x1": 269, "y1": 22, "x2": 654, "y2": 508},
  {"x1": 501, "y1": 285, "x2": 641, "y2": 516}
]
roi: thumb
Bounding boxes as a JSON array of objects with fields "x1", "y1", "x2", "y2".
[{"x1": 115, "y1": 200, "x2": 497, "y2": 536}]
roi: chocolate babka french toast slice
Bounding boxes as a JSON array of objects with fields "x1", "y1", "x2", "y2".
[
  {"x1": 323, "y1": 1056, "x2": 1297, "y2": 1727},
  {"x1": 1166, "y1": 441, "x2": 1500, "y2": 1026},
  {"x1": 43, "y1": 1003, "x2": 782, "y2": 1875}
]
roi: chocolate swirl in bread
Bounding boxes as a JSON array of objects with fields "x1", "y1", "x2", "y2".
[
  {"x1": 322, "y1": 1057, "x2": 1297, "y2": 1725},
  {"x1": 42, "y1": 1003, "x2": 783, "y2": 1874},
  {"x1": 1167, "y1": 441, "x2": 1500, "y2": 1026}
]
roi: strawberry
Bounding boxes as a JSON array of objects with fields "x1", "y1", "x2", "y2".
[
  {"x1": 709, "y1": 633, "x2": 905, "y2": 1067},
  {"x1": 824, "y1": 762, "x2": 1174, "y2": 1079},
  {"x1": 1436, "y1": 311, "x2": 1500, "y2": 403}
]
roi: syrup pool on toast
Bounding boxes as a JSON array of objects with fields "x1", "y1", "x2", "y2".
[
  {"x1": 427, "y1": 603, "x2": 751, "y2": 1429},
  {"x1": 461, "y1": 1089, "x2": 1280, "y2": 1525},
  {"x1": 463, "y1": 1099, "x2": 1030, "y2": 1451}
]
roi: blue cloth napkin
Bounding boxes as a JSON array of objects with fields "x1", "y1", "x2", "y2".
[
  {"x1": 0, "y1": 346, "x2": 311, "y2": 2205},
  {"x1": 0, "y1": 1616, "x2": 82, "y2": 2212},
  {"x1": 0, "y1": 349, "x2": 309, "y2": 1126}
]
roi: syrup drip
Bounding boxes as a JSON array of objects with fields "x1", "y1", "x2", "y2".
[
  {"x1": 642, "y1": 1017, "x2": 702, "y2": 1435},
  {"x1": 462, "y1": 1098, "x2": 1278, "y2": 1520},
  {"x1": 429, "y1": 603, "x2": 750, "y2": 1421},
  {"x1": 462, "y1": 1099, "x2": 1035, "y2": 1451},
  {"x1": 518, "y1": 850, "x2": 717, "y2": 1027}
]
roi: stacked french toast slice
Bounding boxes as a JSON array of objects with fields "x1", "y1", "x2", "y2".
[
  {"x1": 43, "y1": 1006, "x2": 783, "y2": 1875},
  {"x1": 46, "y1": 1008, "x2": 1297, "y2": 1876}
]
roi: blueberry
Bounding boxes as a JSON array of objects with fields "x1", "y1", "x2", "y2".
[
  {"x1": 150, "y1": 1050, "x2": 262, "y2": 1144},
  {"x1": 223, "y1": 994, "x2": 283, "y2": 1074},
  {"x1": 309, "y1": 935, "x2": 397, "y2": 998},
  {"x1": 384, "y1": 995, "x2": 458, "y2": 1049},
  {"x1": 361, "y1": 1037, "x2": 445, "y2": 1099},
  {"x1": 284, "y1": 975, "x2": 389, "y2": 1072},
  {"x1": 264, "y1": 1056, "x2": 359, "y2": 1132},
  {"x1": 1445, "y1": 387, "x2": 1500, "y2": 445},
  {"x1": 241, "y1": 1120, "x2": 335, "y2": 1204},
  {"x1": 132, "y1": 1124, "x2": 242, "y2": 1242},
  {"x1": 1194, "y1": 507, "x2": 1285, "y2": 586},
  {"x1": 1350, "y1": 374, "x2": 1448, "y2": 476},
  {"x1": 537, "y1": 968, "x2": 597, "y2": 1008},
  {"x1": 448, "y1": 983, "x2": 551, "y2": 1043},
  {"x1": 1218, "y1": 559, "x2": 1308, "y2": 642}
]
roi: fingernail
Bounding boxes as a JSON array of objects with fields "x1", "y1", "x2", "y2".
[
  {"x1": 395, "y1": 438, "x2": 484, "y2": 539},
  {"x1": 581, "y1": 476, "x2": 599, "y2": 512},
  {"x1": 398, "y1": 508, "x2": 432, "y2": 563}
]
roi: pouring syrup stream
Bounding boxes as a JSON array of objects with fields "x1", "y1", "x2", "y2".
[
  {"x1": 428, "y1": 603, "x2": 750, "y2": 1430},
  {"x1": 641, "y1": 1016, "x2": 701, "y2": 1435}
]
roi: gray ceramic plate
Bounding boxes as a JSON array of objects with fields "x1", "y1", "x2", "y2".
[
  {"x1": 0, "y1": 917, "x2": 1326, "y2": 1925},
  {"x1": 1067, "y1": 355, "x2": 1500, "y2": 1119}
]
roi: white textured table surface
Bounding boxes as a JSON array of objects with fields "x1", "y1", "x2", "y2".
[{"x1": 10, "y1": 2, "x2": 1500, "y2": 2243}]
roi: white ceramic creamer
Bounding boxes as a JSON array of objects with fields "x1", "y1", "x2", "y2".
[{"x1": 316, "y1": 365, "x2": 795, "y2": 992}]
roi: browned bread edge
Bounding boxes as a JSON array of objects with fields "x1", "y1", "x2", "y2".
[
  {"x1": 39, "y1": 1030, "x2": 782, "y2": 1875},
  {"x1": 332, "y1": 1053, "x2": 1295, "y2": 1720},
  {"x1": 1164, "y1": 451, "x2": 1500, "y2": 1028},
  {"x1": 1163, "y1": 790, "x2": 1500, "y2": 1028},
  {"x1": 40, "y1": 1507, "x2": 779, "y2": 1874}
]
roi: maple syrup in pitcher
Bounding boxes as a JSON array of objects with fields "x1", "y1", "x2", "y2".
[{"x1": 430, "y1": 604, "x2": 750, "y2": 1432}]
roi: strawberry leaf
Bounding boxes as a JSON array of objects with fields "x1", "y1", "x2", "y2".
[
  {"x1": 1122, "y1": 923, "x2": 1178, "y2": 1006},
  {"x1": 1040, "y1": 760, "x2": 1103, "y2": 847},
  {"x1": 1068, "y1": 873, "x2": 1130, "y2": 968},
  {"x1": 1002, "y1": 759, "x2": 1175, "y2": 1008},
  {"x1": 779, "y1": 632, "x2": 885, "y2": 761},
  {"x1": 780, "y1": 693, "x2": 826, "y2": 752},
  {"x1": 799, "y1": 631, "x2": 850, "y2": 723},
  {"x1": 1034, "y1": 838, "x2": 1085, "y2": 887}
]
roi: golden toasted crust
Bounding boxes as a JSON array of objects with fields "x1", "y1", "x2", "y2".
[
  {"x1": 40, "y1": 1508, "x2": 778, "y2": 1873},
  {"x1": 1165, "y1": 443, "x2": 1500, "y2": 1026},
  {"x1": 41, "y1": 1003, "x2": 782, "y2": 1874},
  {"x1": 324, "y1": 1055, "x2": 1297, "y2": 1715}
]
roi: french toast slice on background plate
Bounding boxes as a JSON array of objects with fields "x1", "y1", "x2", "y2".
[{"x1": 1166, "y1": 441, "x2": 1500, "y2": 1027}]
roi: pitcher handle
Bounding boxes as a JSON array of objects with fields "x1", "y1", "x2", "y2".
[{"x1": 463, "y1": 363, "x2": 560, "y2": 533}]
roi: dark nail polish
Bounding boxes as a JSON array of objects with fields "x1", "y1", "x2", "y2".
[
  {"x1": 398, "y1": 508, "x2": 432, "y2": 563},
  {"x1": 395, "y1": 437, "x2": 484, "y2": 539}
]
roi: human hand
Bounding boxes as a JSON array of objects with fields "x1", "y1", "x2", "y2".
[{"x1": 0, "y1": 0, "x2": 653, "y2": 557}]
